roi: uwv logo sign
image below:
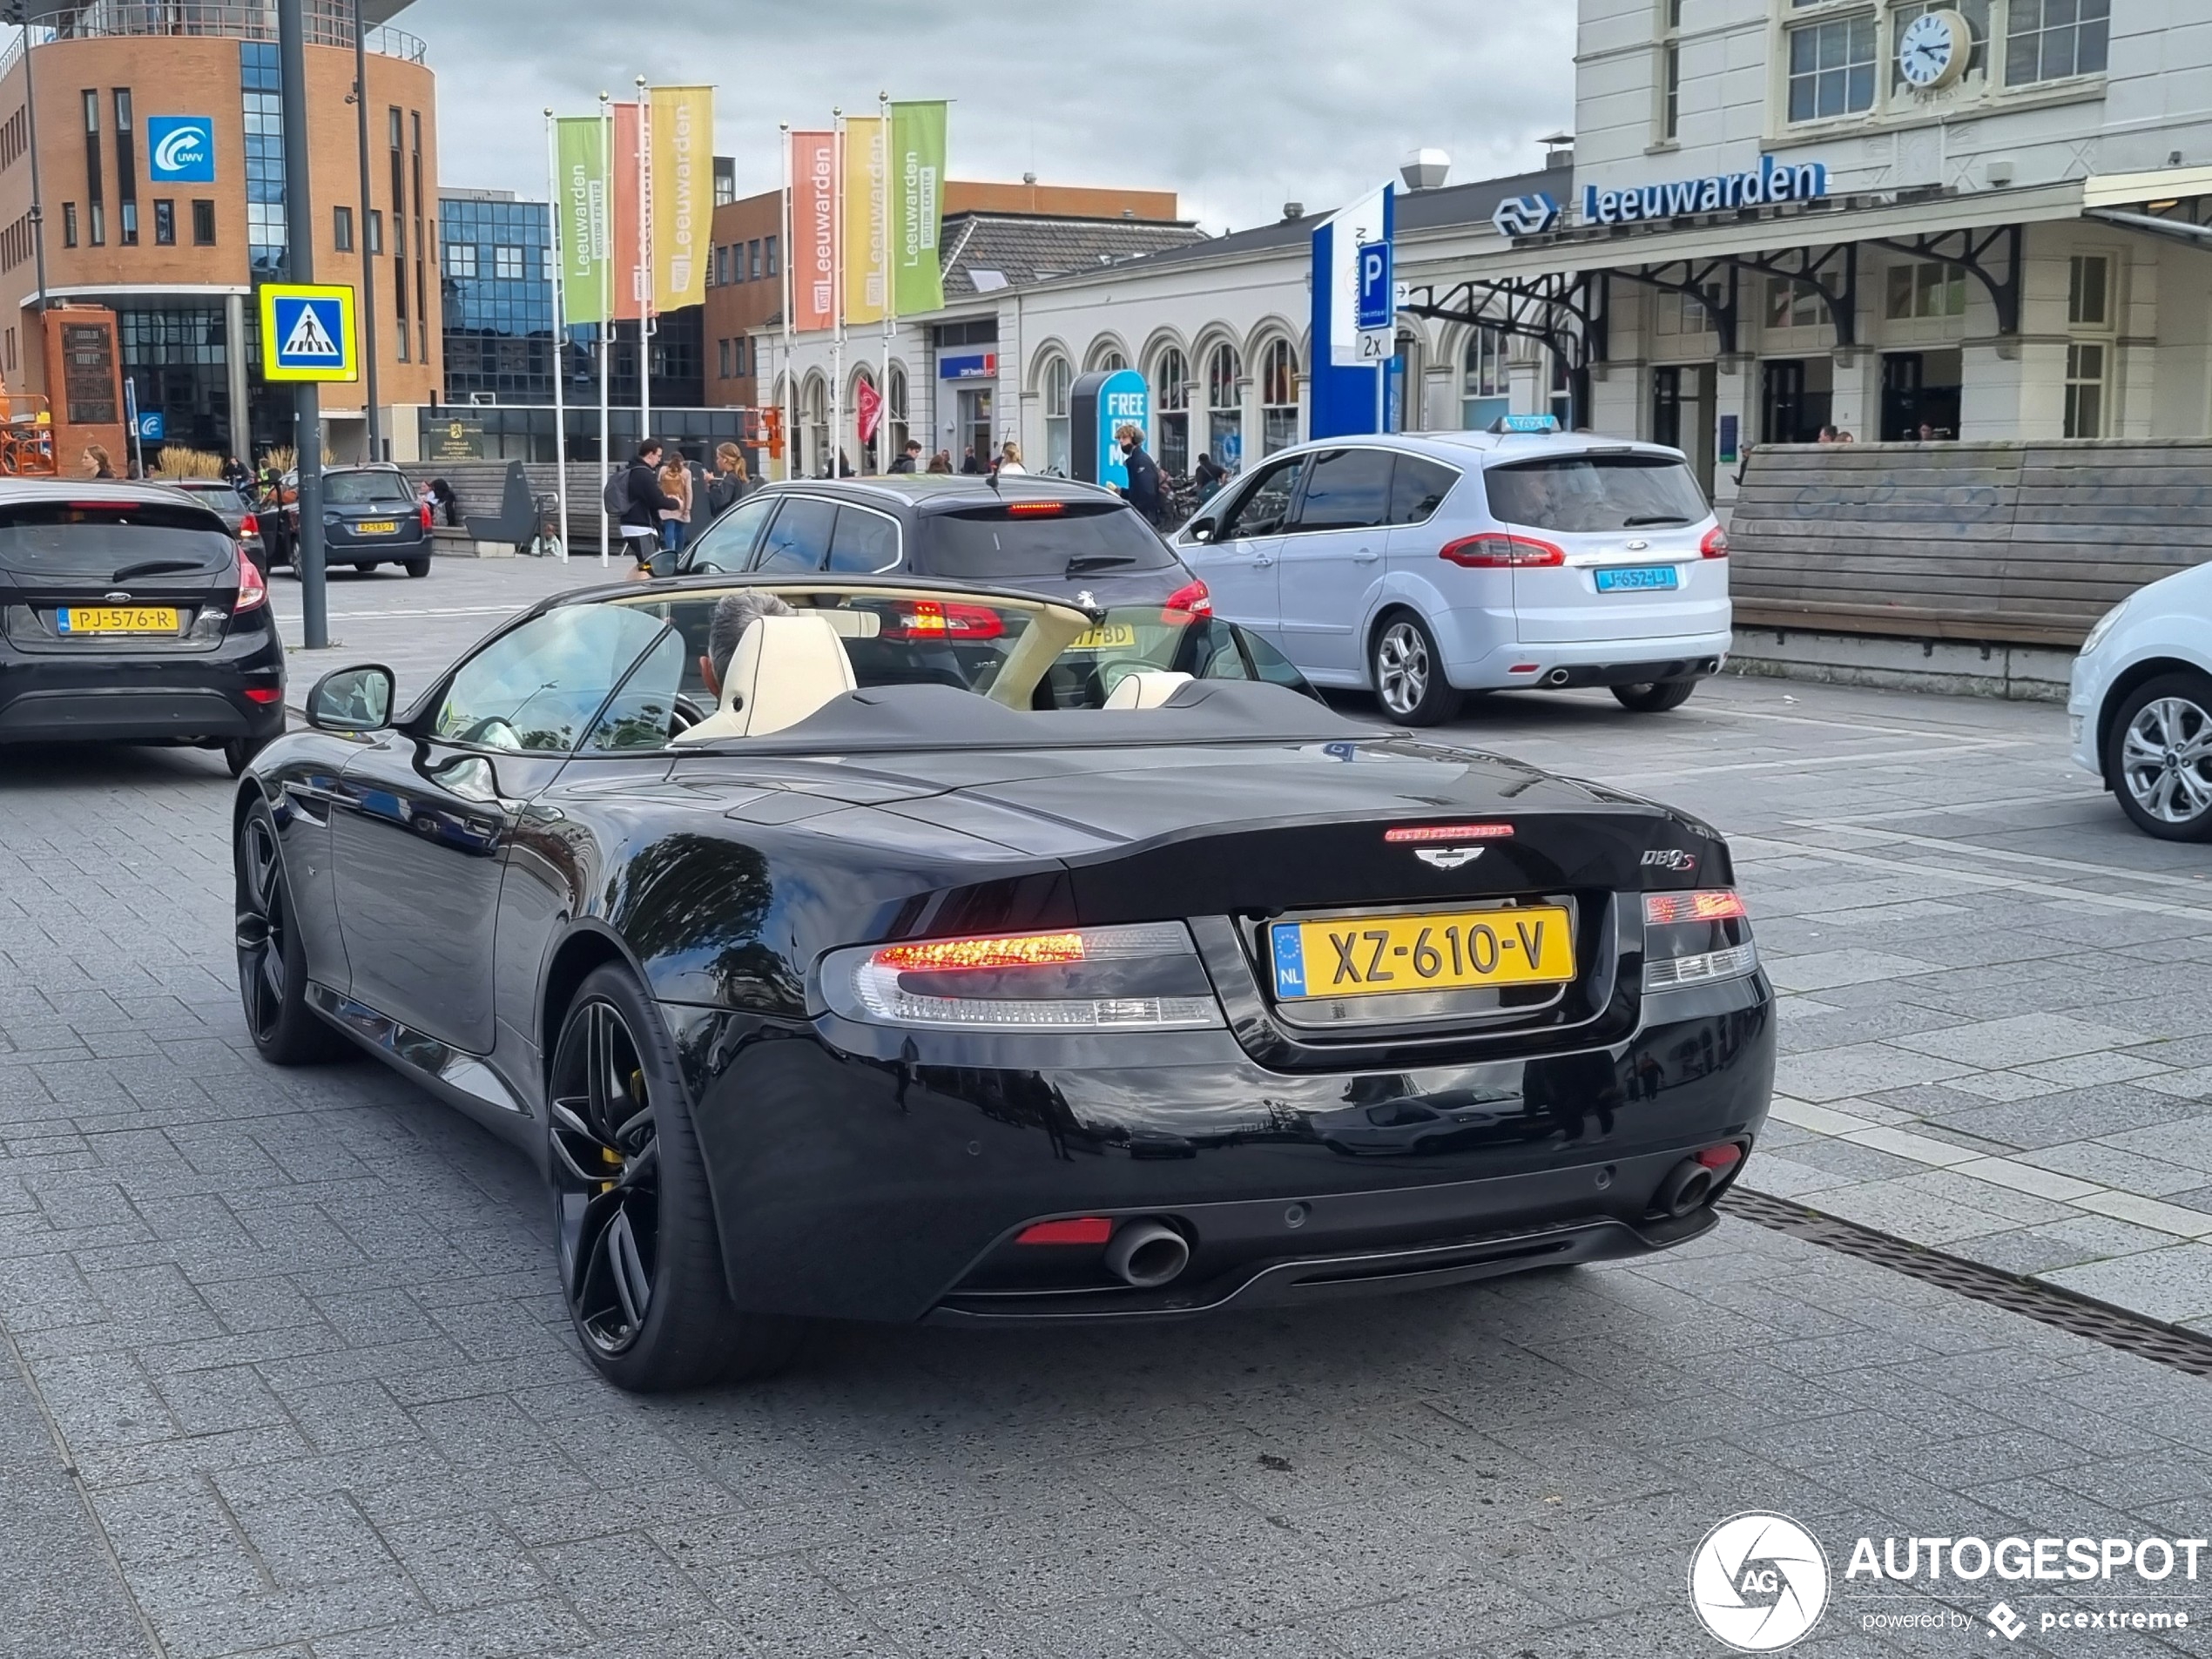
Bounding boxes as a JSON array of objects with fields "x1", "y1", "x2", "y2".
[{"x1": 147, "y1": 117, "x2": 216, "y2": 183}]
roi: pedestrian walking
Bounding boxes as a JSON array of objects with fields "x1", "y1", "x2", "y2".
[
  {"x1": 606, "y1": 439, "x2": 680, "y2": 578},
  {"x1": 81, "y1": 443, "x2": 115, "y2": 478},
  {"x1": 888, "y1": 439, "x2": 921, "y2": 474},
  {"x1": 221, "y1": 454, "x2": 253, "y2": 494},
  {"x1": 1193, "y1": 452, "x2": 1227, "y2": 502},
  {"x1": 658, "y1": 453, "x2": 692, "y2": 553},
  {"x1": 997, "y1": 441, "x2": 1026, "y2": 475},
  {"x1": 960, "y1": 446, "x2": 982, "y2": 475},
  {"x1": 927, "y1": 449, "x2": 954, "y2": 475},
  {"x1": 1113, "y1": 423, "x2": 1164, "y2": 525}
]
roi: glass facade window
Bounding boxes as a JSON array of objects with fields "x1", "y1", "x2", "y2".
[
  {"x1": 1462, "y1": 328, "x2": 1510, "y2": 428},
  {"x1": 62, "y1": 202, "x2": 77, "y2": 246},
  {"x1": 1884, "y1": 261, "x2": 1967, "y2": 320},
  {"x1": 765, "y1": 235, "x2": 778, "y2": 275},
  {"x1": 440, "y1": 195, "x2": 553, "y2": 402},
  {"x1": 367, "y1": 209, "x2": 382, "y2": 254},
  {"x1": 119, "y1": 307, "x2": 233, "y2": 457},
  {"x1": 2067, "y1": 253, "x2": 2110, "y2": 326},
  {"x1": 153, "y1": 199, "x2": 174, "y2": 246},
  {"x1": 1785, "y1": 15, "x2": 1875, "y2": 121},
  {"x1": 333, "y1": 204, "x2": 353, "y2": 252},
  {"x1": 1259, "y1": 338, "x2": 1298, "y2": 455},
  {"x1": 113, "y1": 89, "x2": 137, "y2": 238},
  {"x1": 2064, "y1": 341, "x2": 2105, "y2": 436},
  {"x1": 1206, "y1": 342, "x2": 1244, "y2": 472},
  {"x1": 749, "y1": 238, "x2": 763, "y2": 280},
  {"x1": 240, "y1": 43, "x2": 285, "y2": 274},
  {"x1": 2007, "y1": 0, "x2": 2107, "y2": 84},
  {"x1": 1765, "y1": 276, "x2": 1824, "y2": 329}
]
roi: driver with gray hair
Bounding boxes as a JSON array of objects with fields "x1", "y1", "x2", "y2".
[{"x1": 698, "y1": 589, "x2": 797, "y2": 702}]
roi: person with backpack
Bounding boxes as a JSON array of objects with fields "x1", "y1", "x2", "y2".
[{"x1": 604, "y1": 440, "x2": 681, "y2": 578}]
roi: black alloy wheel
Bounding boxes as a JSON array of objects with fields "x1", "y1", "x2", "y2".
[
  {"x1": 233, "y1": 804, "x2": 348, "y2": 1065},
  {"x1": 548, "y1": 964, "x2": 800, "y2": 1391},
  {"x1": 1612, "y1": 678, "x2": 1698, "y2": 713}
]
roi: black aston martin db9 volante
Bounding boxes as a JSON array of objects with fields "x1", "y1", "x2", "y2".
[{"x1": 233, "y1": 573, "x2": 1774, "y2": 1392}]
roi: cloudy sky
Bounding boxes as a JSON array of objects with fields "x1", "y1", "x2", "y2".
[{"x1": 398, "y1": 0, "x2": 1576, "y2": 233}]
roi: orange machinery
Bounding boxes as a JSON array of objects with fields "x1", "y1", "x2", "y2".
[{"x1": 0, "y1": 381, "x2": 57, "y2": 475}]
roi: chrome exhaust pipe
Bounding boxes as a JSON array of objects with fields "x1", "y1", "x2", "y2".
[
  {"x1": 1544, "y1": 668, "x2": 1572, "y2": 686},
  {"x1": 1655, "y1": 1157, "x2": 1717, "y2": 1219},
  {"x1": 1103, "y1": 1219, "x2": 1190, "y2": 1288}
]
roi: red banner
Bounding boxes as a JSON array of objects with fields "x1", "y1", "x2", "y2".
[
  {"x1": 611, "y1": 101, "x2": 647, "y2": 321},
  {"x1": 790, "y1": 129, "x2": 837, "y2": 334},
  {"x1": 856, "y1": 376, "x2": 882, "y2": 446}
]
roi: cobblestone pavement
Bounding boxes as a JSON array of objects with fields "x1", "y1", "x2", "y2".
[{"x1": 0, "y1": 557, "x2": 2204, "y2": 1657}]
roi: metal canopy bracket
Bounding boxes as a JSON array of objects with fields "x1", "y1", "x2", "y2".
[
  {"x1": 1607, "y1": 257, "x2": 1743, "y2": 355},
  {"x1": 1399, "y1": 270, "x2": 1606, "y2": 427},
  {"x1": 1867, "y1": 223, "x2": 2023, "y2": 334}
]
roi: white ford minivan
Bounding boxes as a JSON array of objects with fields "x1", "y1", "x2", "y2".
[{"x1": 1172, "y1": 421, "x2": 1732, "y2": 724}]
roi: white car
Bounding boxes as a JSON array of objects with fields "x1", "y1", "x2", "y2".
[
  {"x1": 2068, "y1": 563, "x2": 2212, "y2": 840},
  {"x1": 1172, "y1": 421, "x2": 1731, "y2": 725}
]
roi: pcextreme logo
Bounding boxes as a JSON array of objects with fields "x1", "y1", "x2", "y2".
[{"x1": 1689, "y1": 1513, "x2": 1831, "y2": 1651}]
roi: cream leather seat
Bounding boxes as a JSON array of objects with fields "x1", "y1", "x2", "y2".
[
  {"x1": 1103, "y1": 670, "x2": 1193, "y2": 710},
  {"x1": 672, "y1": 613, "x2": 858, "y2": 744}
]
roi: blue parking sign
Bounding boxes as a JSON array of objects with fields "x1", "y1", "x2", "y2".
[{"x1": 1356, "y1": 238, "x2": 1393, "y2": 332}]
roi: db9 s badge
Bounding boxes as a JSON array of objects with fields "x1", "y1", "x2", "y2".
[
  {"x1": 1416, "y1": 847, "x2": 1485, "y2": 870},
  {"x1": 1642, "y1": 849, "x2": 1697, "y2": 872}
]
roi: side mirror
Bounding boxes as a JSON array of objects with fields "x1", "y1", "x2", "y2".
[
  {"x1": 305, "y1": 664, "x2": 395, "y2": 733},
  {"x1": 1186, "y1": 522, "x2": 1216, "y2": 544}
]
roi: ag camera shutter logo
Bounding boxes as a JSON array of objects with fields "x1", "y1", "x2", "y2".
[
  {"x1": 1689, "y1": 1513, "x2": 1831, "y2": 1651},
  {"x1": 147, "y1": 117, "x2": 216, "y2": 183}
]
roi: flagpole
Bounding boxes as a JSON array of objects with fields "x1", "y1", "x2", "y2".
[
  {"x1": 543, "y1": 109, "x2": 570, "y2": 561},
  {"x1": 831, "y1": 106, "x2": 845, "y2": 481},
  {"x1": 879, "y1": 88, "x2": 893, "y2": 475},
  {"x1": 779, "y1": 122, "x2": 793, "y2": 483},
  {"x1": 635, "y1": 76, "x2": 653, "y2": 460},
  {"x1": 597, "y1": 90, "x2": 611, "y2": 564}
]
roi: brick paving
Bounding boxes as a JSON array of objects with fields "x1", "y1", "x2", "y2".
[{"x1": 0, "y1": 557, "x2": 2205, "y2": 1656}]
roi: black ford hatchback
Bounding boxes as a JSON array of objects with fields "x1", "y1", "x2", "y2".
[
  {"x1": 673, "y1": 476, "x2": 1205, "y2": 612},
  {"x1": 0, "y1": 480, "x2": 284, "y2": 774}
]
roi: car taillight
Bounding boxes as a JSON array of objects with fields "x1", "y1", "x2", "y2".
[
  {"x1": 240, "y1": 511, "x2": 260, "y2": 536},
  {"x1": 879, "y1": 599, "x2": 1004, "y2": 642},
  {"x1": 819, "y1": 922, "x2": 1225, "y2": 1032},
  {"x1": 420, "y1": 502, "x2": 435, "y2": 532},
  {"x1": 1003, "y1": 500, "x2": 1065, "y2": 516},
  {"x1": 1439, "y1": 533, "x2": 1566, "y2": 568},
  {"x1": 1700, "y1": 525, "x2": 1729, "y2": 559},
  {"x1": 234, "y1": 543, "x2": 267, "y2": 613},
  {"x1": 1642, "y1": 887, "x2": 1757, "y2": 991},
  {"x1": 1163, "y1": 577, "x2": 1211, "y2": 617}
]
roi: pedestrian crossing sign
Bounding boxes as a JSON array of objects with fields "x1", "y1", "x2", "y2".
[{"x1": 259, "y1": 283, "x2": 357, "y2": 382}]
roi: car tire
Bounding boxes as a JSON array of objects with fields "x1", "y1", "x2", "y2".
[
  {"x1": 234, "y1": 801, "x2": 350, "y2": 1066},
  {"x1": 1612, "y1": 678, "x2": 1698, "y2": 713},
  {"x1": 2107, "y1": 671, "x2": 2212, "y2": 841},
  {"x1": 1370, "y1": 610, "x2": 1461, "y2": 726},
  {"x1": 548, "y1": 964, "x2": 804, "y2": 1393},
  {"x1": 403, "y1": 558, "x2": 430, "y2": 579}
]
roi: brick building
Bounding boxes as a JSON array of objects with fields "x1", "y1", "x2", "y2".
[{"x1": 0, "y1": 1, "x2": 440, "y2": 466}]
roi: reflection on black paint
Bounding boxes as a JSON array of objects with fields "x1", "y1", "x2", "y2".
[{"x1": 610, "y1": 832, "x2": 802, "y2": 1015}]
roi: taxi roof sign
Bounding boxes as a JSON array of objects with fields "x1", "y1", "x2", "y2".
[
  {"x1": 260, "y1": 283, "x2": 357, "y2": 382},
  {"x1": 1489, "y1": 414, "x2": 1561, "y2": 435}
]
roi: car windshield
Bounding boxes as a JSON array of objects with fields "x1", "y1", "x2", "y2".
[
  {"x1": 1484, "y1": 455, "x2": 1710, "y2": 533},
  {"x1": 619, "y1": 583, "x2": 1314, "y2": 721},
  {"x1": 921, "y1": 502, "x2": 1176, "y2": 578},
  {"x1": 325, "y1": 471, "x2": 415, "y2": 506},
  {"x1": 0, "y1": 501, "x2": 233, "y2": 579},
  {"x1": 170, "y1": 482, "x2": 245, "y2": 509}
]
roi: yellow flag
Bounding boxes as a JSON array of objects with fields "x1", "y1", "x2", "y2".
[
  {"x1": 650, "y1": 84, "x2": 712, "y2": 313},
  {"x1": 842, "y1": 115, "x2": 887, "y2": 325}
]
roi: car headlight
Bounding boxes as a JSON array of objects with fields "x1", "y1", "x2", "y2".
[
  {"x1": 2080, "y1": 602, "x2": 2128, "y2": 656},
  {"x1": 819, "y1": 923, "x2": 1226, "y2": 1032}
]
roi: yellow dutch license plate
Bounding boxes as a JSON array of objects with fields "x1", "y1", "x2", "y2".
[
  {"x1": 1268, "y1": 907, "x2": 1575, "y2": 1000},
  {"x1": 355, "y1": 520, "x2": 399, "y2": 535},
  {"x1": 1068, "y1": 623, "x2": 1139, "y2": 651},
  {"x1": 59, "y1": 605, "x2": 179, "y2": 636}
]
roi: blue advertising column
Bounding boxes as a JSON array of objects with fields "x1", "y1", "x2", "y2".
[{"x1": 1069, "y1": 368, "x2": 1149, "y2": 488}]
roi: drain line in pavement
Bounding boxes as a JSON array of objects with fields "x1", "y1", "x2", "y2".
[{"x1": 1723, "y1": 1189, "x2": 2212, "y2": 1380}]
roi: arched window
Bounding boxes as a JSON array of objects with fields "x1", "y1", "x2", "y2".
[
  {"x1": 1393, "y1": 330, "x2": 1420, "y2": 432},
  {"x1": 1205, "y1": 342, "x2": 1244, "y2": 473},
  {"x1": 803, "y1": 374, "x2": 828, "y2": 479},
  {"x1": 887, "y1": 364, "x2": 909, "y2": 462},
  {"x1": 1041, "y1": 354, "x2": 1073, "y2": 475},
  {"x1": 1154, "y1": 347, "x2": 1189, "y2": 475},
  {"x1": 1259, "y1": 338, "x2": 1298, "y2": 455},
  {"x1": 1089, "y1": 341, "x2": 1126, "y2": 373},
  {"x1": 1462, "y1": 328, "x2": 1510, "y2": 429}
]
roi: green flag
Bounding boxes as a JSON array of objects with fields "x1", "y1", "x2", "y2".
[
  {"x1": 889, "y1": 100, "x2": 946, "y2": 314},
  {"x1": 555, "y1": 116, "x2": 609, "y2": 325}
]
